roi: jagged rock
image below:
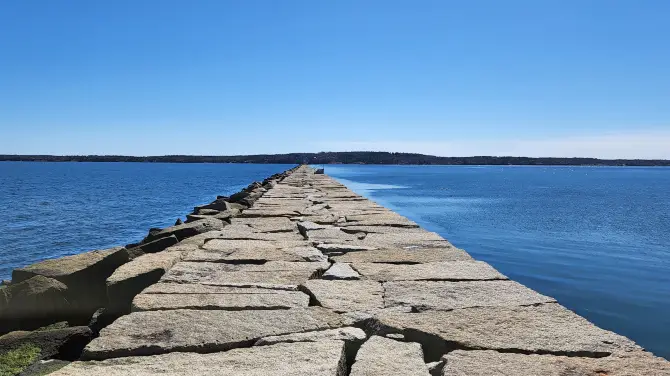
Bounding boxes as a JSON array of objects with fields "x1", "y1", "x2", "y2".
[
  {"x1": 332, "y1": 247, "x2": 472, "y2": 263},
  {"x1": 106, "y1": 251, "x2": 185, "y2": 315},
  {"x1": 0, "y1": 326, "x2": 93, "y2": 362},
  {"x1": 301, "y1": 280, "x2": 383, "y2": 312},
  {"x1": 254, "y1": 327, "x2": 366, "y2": 346},
  {"x1": 87, "y1": 308, "x2": 117, "y2": 335},
  {"x1": 174, "y1": 218, "x2": 183, "y2": 226},
  {"x1": 1, "y1": 280, "x2": 10, "y2": 286},
  {"x1": 441, "y1": 350, "x2": 670, "y2": 376},
  {"x1": 375, "y1": 304, "x2": 641, "y2": 359},
  {"x1": 0, "y1": 276, "x2": 70, "y2": 333},
  {"x1": 82, "y1": 308, "x2": 343, "y2": 359},
  {"x1": 193, "y1": 208, "x2": 220, "y2": 215},
  {"x1": 297, "y1": 221, "x2": 327, "y2": 237},
  {"x1": 350, "y1": 335, "x2": 430, "y2": 376},
  {"x1": 51, "y1": 340, "x2": 347, "y2": 375},
  {"x1": 194, "y1": 198, "x2": 232, "y2": 212},
  {"x1": 142, "y1": 218, "x2": 224, "y2": 243},
  {"x1": 11, "y1": 247, "x2": 129, "y2": 323},
  {"x1": 384, "y1": 280, "x2": 556, "y2": 311},
  {"x1": 322, "y1": 263, "x2": 360, "y2": 280},
  {"x1": 126, "y1": 235, "x2": 178, "y2": 254},
  {"x1": 353, "y1": 261, "x2": 506, "y2": 281}
]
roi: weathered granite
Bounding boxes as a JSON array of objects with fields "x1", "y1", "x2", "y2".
[
  {"x1": 375, "y1": 303, "x2": 641, "y2": 357},
  {"x1": 161, "y1": 261, "x2": 329, "y2": 287},
  {"x1": 0, "y1": 275, "x2": 70, "y2": 333},
  {"x1": 384, "y1": 280, "x2": 556, "y2": 311},
  {"x1": 106, "y1": 251, "x2": 185, "y2": 315},
  {"x1": 53, "y1": 340, "x2": 347, "y2": 375},
  {"x1": 132, "y1": 289, "x2": 309, "y2": 311},
  {"x1": 331, "y1": 247, "x2": 472, "y2": 263},
  {"x1": 143, "y1": 217, "x2": 225, "y2": 243},
  {"x1": 254, "y1": 327, "x2": 366, "y2": 346},
  {"x1": 82, "y1": 307, "x2": 343, "y2": 359},
  {"x1": 323, "y1": 263, "x2": 360, "y2": 280},
  {"x1": 350, "y1": 335, "x2": 430, "y2": 376},
  {"x1": 354, "y1": 261, "x2": 507, "y2": 281},
  {"x1": 185, "y1": 245, "x2": 325, "y2": 263},
  {"x1": 441, "y1": 350, "x2": 670, "y2": 376},
  {"x1": 302, "y1": 280, "x2": 384, "y2": 313}
]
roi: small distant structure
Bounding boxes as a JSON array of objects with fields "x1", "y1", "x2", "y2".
[{"x1": 315, "y1": 168, "x2": 325, "y2": 174}]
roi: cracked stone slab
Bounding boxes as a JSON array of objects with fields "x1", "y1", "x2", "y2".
[
  {"x1": 331, "y1": 247, "x2": 472, "y2": 263},
  {"x1": 323, "y1": 263, "x2": 360, "y2": 280},
  {"x1": 384, "y1": 280, "x2": 556, "y2": 311},
  {"x1": 375, "y1": 303, "x2": 641, "y2": 357},
  {"x1": 131, "y1": 288, "x2": 309, "y2": 311},
  {"x1": 239, "y1": 208, "x2": 302, "y2": 218},
  {"x1": 360, "y1": 232, "x2": 446, "y2": 246},
  {"x1": 231, "y1": 217, "x2": 297, "y2": 233},
  {"x1": 255, "y1": 327, "x2": 366, "y2": 346},
  {"x1": 302, "y1": 280, "x2": 383, "y2": 313},
  {"x1": 354, "y1": 261, "x2": 506, "y2": 281},
  {"x1": 305, "y1": 228, "x2": 365, "y2": 242},
  {"x1": 340, "y1": 218, "x2": 419, "y2": 228},
  {"x1": 339, "y1": 226, "x2": 429, "y2": 234},
  {"x1": 350, "y1": 335, "x2": 430, "y2": 376},
  {"x1": 82, "y1": 307, "x2": 344, "y2": 359},
  {"x1": 185, "y1": 246, "x2": 326, "y2": 263},
  {"x1": 160, "y1": 261, "x2": 329, "y2": 287},
  {"x1": 316, "y1": 243, "x2": 377, "y2": 255},
  {"x1": 141, "y1": 282, "x2": 299, "y2": 294},
  {"x1": 441, "y1": 350, "x2": 670, "y2": 376},
  {"x1": 52, "y1": 340, "x2": 347, "y2": 375},
  {"x1": 201, "y1": 239, "x2": 308, "y2": 252}
]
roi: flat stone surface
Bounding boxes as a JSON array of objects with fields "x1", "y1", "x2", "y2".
[
  {"x1": 141, "y1": 282, "x2": 299, "y2": 294},
  {"x1": 201, "y1": 238, "x2": 308, "y2": 252},
  {"x1": 332, "y1": 247, "x2": 472, "y2": 263},
  {"x1": 132, "y1": 289, "x2": 309, "y2": 311},
  {"x1": 306, "y1": 228, "x2": 364, "y2": 242},
  {"x1": 255, "y1": 327, "x2": 366, "y2": 346},
  {"x1": 350, "y1": 335, "x2": 430, "y2": 376},
  {"x1": 316, "y1": 243, "x2": 377, "y2": 255},
  {"x1": 354, "y1": 261, "x2": 507, "y2": 281},
  {"x1": 340, "y1": 218, "x2": 419, "y2": 228},
  {"x1": 302, "y1": 280, "x2": 383, "y2": 313},
  {"x1": 384, "y1": 280, "x2": 556, "y2": 311},
  {"x1": 82, "y1": 307, "x2": 343, "y2": 359},
  {"x1": 53, "y1": 340, "x2": 347, "y2": 375},
  {"x1": 442, "y1": 350, "x2": 670, "y2": 376},
  {"x1": 323, "y1": 263, "x2": 360, "y2": 280},
  {"x1": 360, "y1": 232, "x2": 446, "y2": 246},
  {"x1": 239, "y1": 208, "x2": 302, "y2": 218},
  {"x1": 161, "y1": 261, "x2": 329, "y2": 287},
  {"x1": 375, "y1": 303, "x2": 641, "y2": 356},
  {"x1": 185, "y1": 246, "x2": 326, "y2": 263},
  {"x1": 234, "y1": 217, "x2": 297, "y2": 233}
]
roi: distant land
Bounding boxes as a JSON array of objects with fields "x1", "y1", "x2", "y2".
[{"x1": 1, "y1": 152, "x2": 669, "y2": 166}]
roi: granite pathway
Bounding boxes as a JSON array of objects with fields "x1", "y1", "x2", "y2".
[{"x1": 51, "y1": 166, "x2": 670, "y2": 375}]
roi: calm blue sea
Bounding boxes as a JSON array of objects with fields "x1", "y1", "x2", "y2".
[
  {"x1": 0, "y1": 162, "x2": 668, "y2": 359},
  {"x1": 324, "y1": 165, "x2": 670, "y2": 360},
  {"x1": 0, "y1": 162, "x2": 293, "y2": 280}
]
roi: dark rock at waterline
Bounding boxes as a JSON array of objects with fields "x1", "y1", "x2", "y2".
[
  {"x1": 128, "y1": 235, "x2": 178, "y2": 255},
  {"x1": 193, "y1": 208, "x2": 220, "y2": 215},
  {"x1": 174, "y1": 218, "x2": 183, "y2": 226},
  {"x1": 11, "y1": 247, "x2": 129, "y2": 324},
  {"x1": 195, "y1": 198, "x2": 233, "y2": 212},
  {"x1": 87, "y1": 308, "x2": 117, "y2": 336},
  {"x1": 0, "y1": 276, "x2": 71, "y2": 334},
  {"x1": 0, "y1": 326, "x2": 93, "y2": 362},
  {"x1": 186, "y1": 210, "x2": 237, "y2": 223},
  {"x1": 1, "y1": 279, "x2": 11, "y2": 286},
  {"x1": 141, "y1": 218, "x2": 224, "y2": 243}
]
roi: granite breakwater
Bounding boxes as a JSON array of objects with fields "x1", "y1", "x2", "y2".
[{"x1": 1, "y1": 165, "x2": 668, "y2": 375}]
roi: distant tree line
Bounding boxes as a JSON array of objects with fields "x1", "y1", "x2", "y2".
[{"x1": 1, "y1": 152, "x2": 668, "y2": 166}]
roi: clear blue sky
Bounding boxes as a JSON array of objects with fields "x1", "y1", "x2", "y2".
[{"x1": 1, "y1": 1, "x2": 668, "y2": 158}]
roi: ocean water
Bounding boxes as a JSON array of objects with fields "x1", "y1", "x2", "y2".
[
  {"x1": 1, "y1": 163, "x2": 668, "y2": 359},
  {"x1": 0, "y1": 162, "x2": 293, "y2": 280},
  {"x1": 323, "y1": 165, "x2": 670, "y2": 360}
]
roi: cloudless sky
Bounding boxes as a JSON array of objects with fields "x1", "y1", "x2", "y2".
[{"x1": 1, "y1": 0, "x2": 669, "y2": 158}]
